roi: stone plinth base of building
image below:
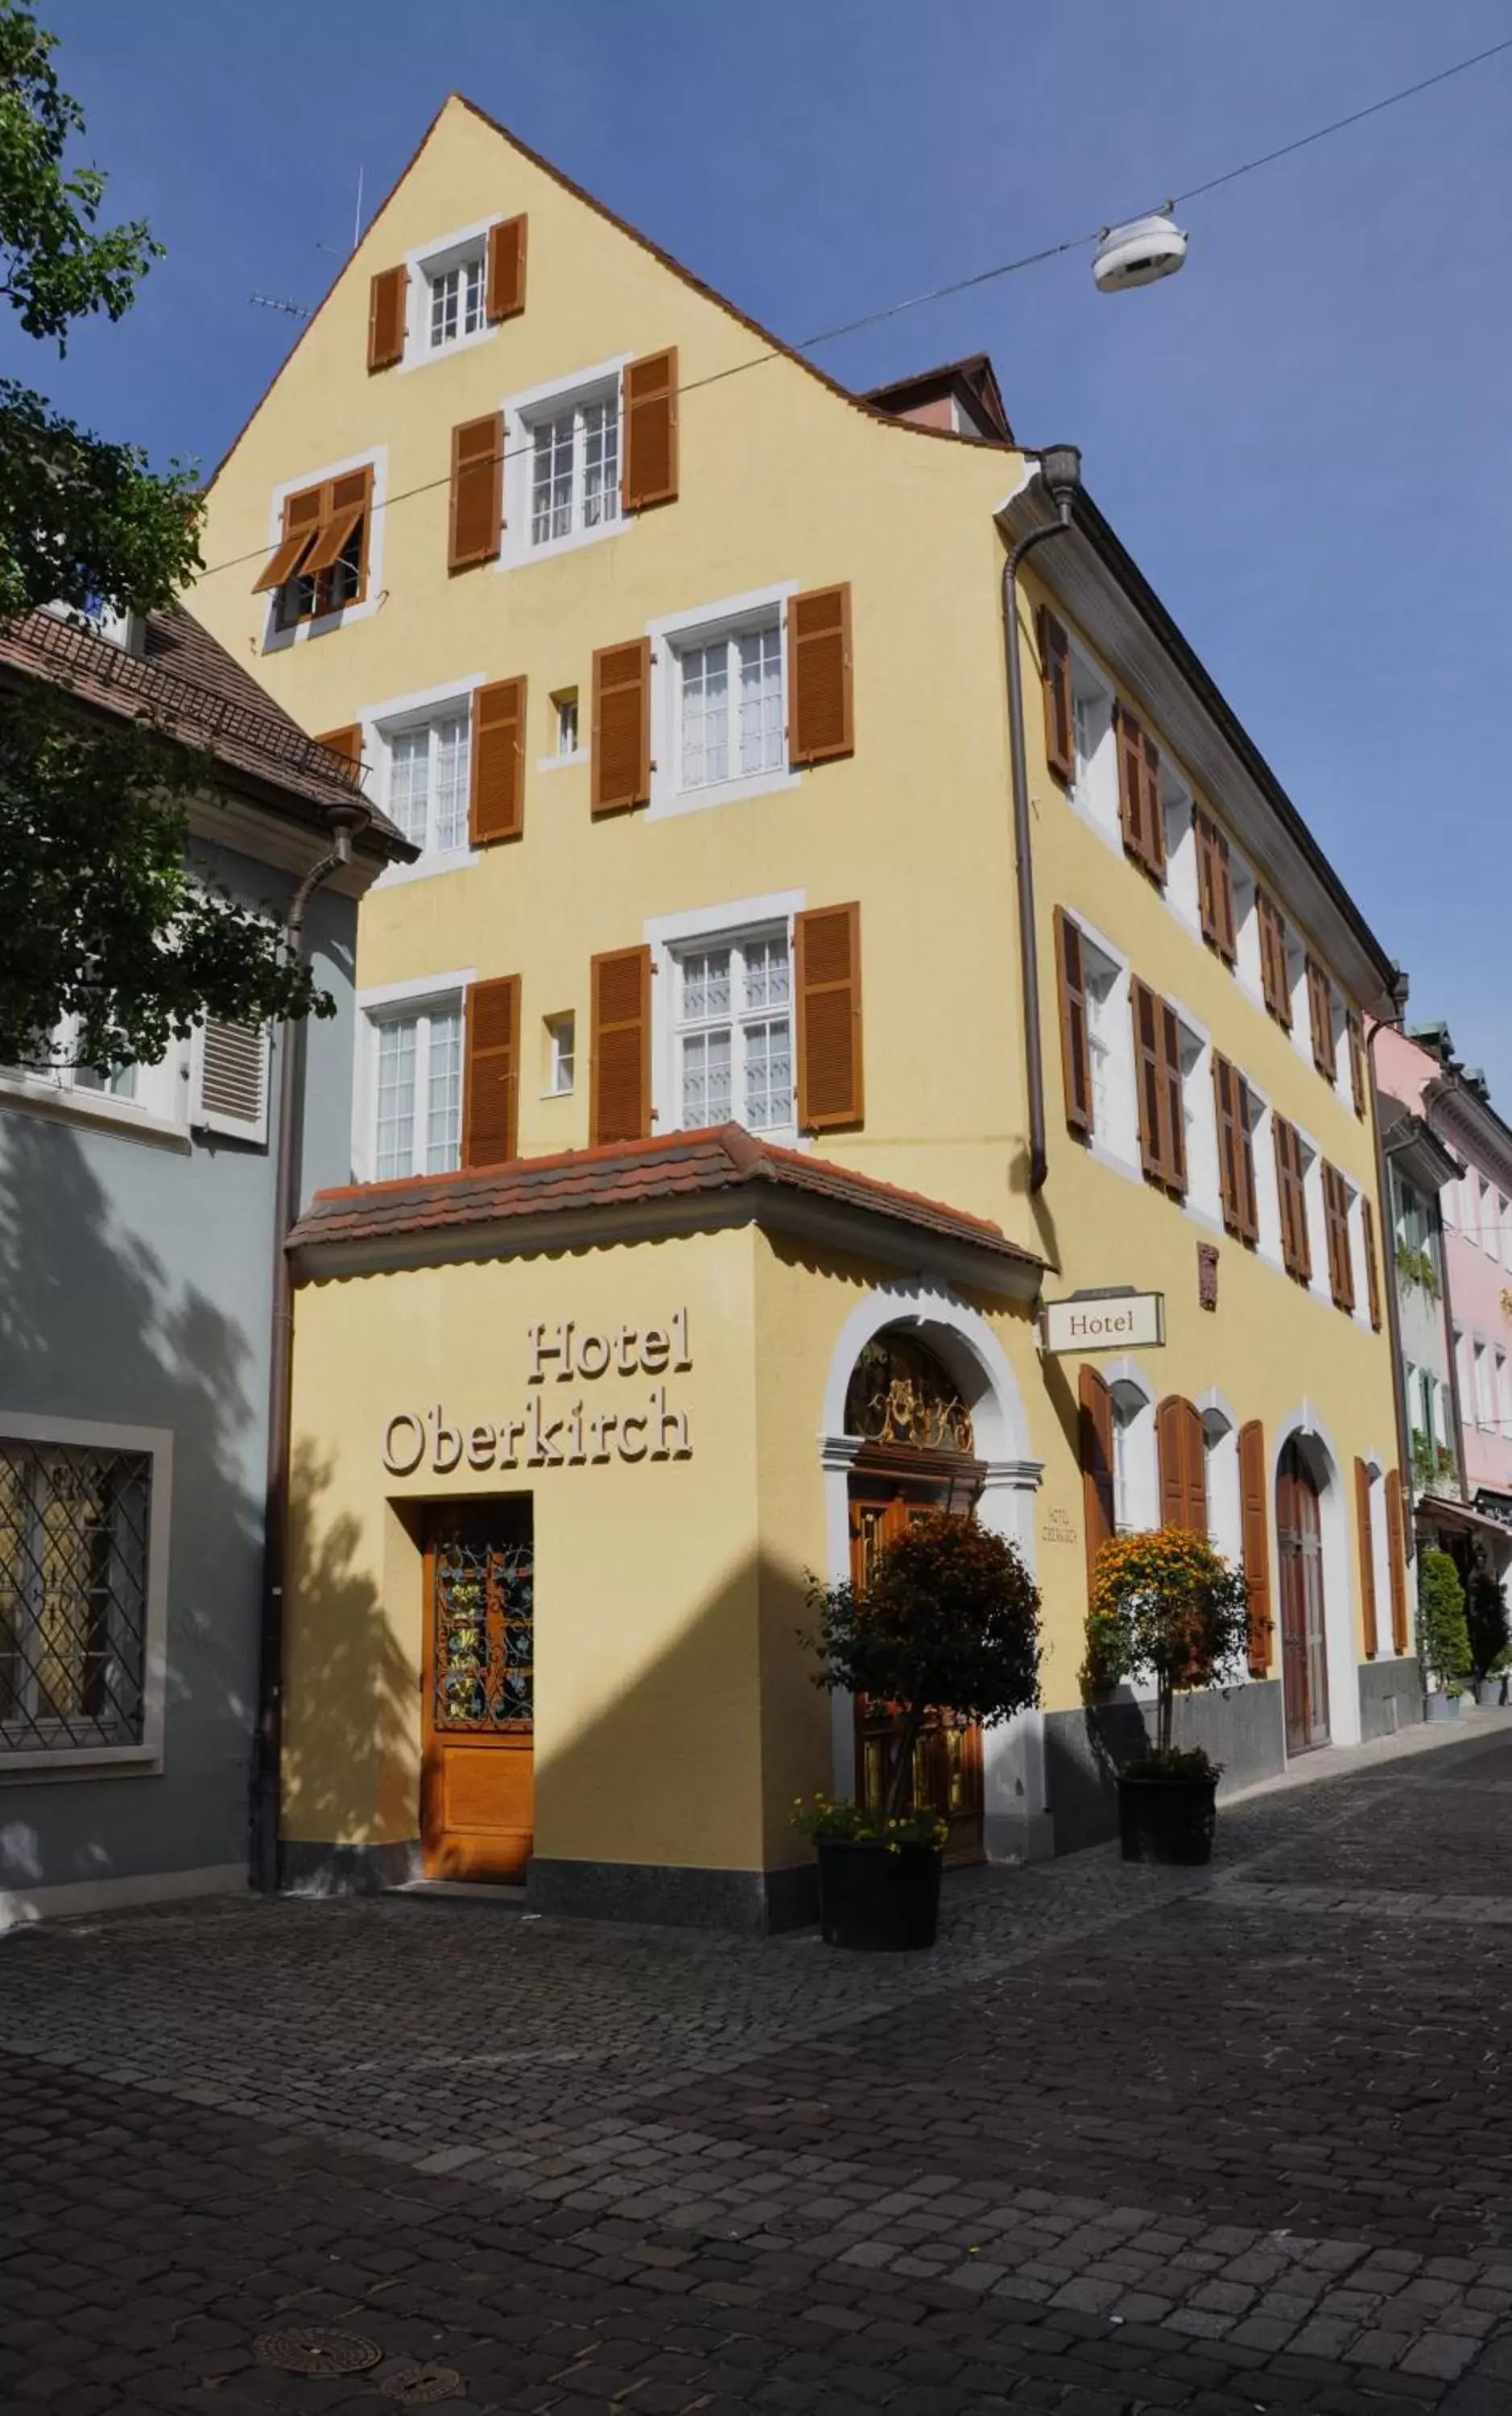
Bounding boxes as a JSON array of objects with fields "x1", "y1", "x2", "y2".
[
  {"x1": 1359, "y1": 1657, "x2": 1423, "y2": 1740},
  {"x1": 527, "y1": 1856, "x2": 819, "y2": 1934},
  {"x1": 1042, "y1": 1683, "x2": 1286, "y2": 1857}
]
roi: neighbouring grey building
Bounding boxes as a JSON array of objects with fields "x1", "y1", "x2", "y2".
[{"x1": 0, "y1": 604, "x2": 411, "y2": 1923}]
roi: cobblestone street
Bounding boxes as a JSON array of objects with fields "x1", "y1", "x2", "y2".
[{"x1": 4, "y1": 1717, "x2": 1512, "y2": 2416}]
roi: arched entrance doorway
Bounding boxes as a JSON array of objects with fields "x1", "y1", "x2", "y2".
[
  {"x1": 845, "y1": 1329, "x2": 985, "y2": 1860},
  {"x1": 1278, "y1": 1438, "x2": 1330, "y2": 1752}
]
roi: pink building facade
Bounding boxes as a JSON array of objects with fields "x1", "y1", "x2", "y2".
[{"x1": 1375, "y1": 1024, "x2": 1512, "y2": 1603}]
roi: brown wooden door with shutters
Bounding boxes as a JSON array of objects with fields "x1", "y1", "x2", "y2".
[
  {"x1": 848, "y1": 1470, "x2": 984, "y2": 1864},
  {"x1": 421, "y1": 1500, "x2": 535, "y2": 1882},
  {"x1": 1276, "y1": 1442, "x2": 1330, "y2": 1753}
]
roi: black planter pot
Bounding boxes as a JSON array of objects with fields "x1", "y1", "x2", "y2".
[
  {"x1": 1117, "y1": 1772, "x2": 1217, "y2": 1866},
  {"x1": 816, "y1": 1839, "x2": 943, "y2": 1951}
]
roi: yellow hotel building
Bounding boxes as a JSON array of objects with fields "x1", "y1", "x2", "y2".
[{"x1": 194, "y1": 97, "x2": 1415, "y2": 1927}]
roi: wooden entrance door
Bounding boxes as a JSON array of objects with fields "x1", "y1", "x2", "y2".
[
  {"x1": 848, "y1": 1472, "x2": 984, "y2": 1863},
  {"x1": 421, "y1": 1500, "x2": 534, "y2": 1880},
  {"x1": 1277, "y1": 1442, "x2": 1329, "y2": 1754}
]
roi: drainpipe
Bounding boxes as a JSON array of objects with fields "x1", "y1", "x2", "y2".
[
  {"x1": 1366, "y1": 978, "x2": 1415, "y2": 1558},
  {"x1": 1002, "y1": 445, "x2": 1082, "y2": 1194},
  {"x1": 252, "y1": 800, "x2": 371, "y2": 1897}
]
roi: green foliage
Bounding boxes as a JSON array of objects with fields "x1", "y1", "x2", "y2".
[
  {"x1": 0, "y1": 687, "x2": 331, "y2": 1069},
  {"x1": 788, "y1": 1794, "x2": 948, "y2": 1851},
  {"x1": 0, "y1": 6, "x2": 318, "y2": 1055},
  {"x1": 1088, "y1": 1527, "x2": 1251, "y2": 1758},
  {"x1": 1464, "y1": 1569, "x2": 1510, "y2": 1686},
  {"x1": 1121, "y1": 1746, "x2": 1220, "y2": 1785},
  {"x1": 1394, "y1": 1241, "x2": 1440, "y2": 1301},
  {"x1": 1418, "y1": 1549, "x2": 1473, "y2": 1692},
  {"x1": 803, "y1": 1511, "x2": 1042, "y2": 1821},
  {"x1": 1410, "y1": 1430, "x2": 1456, "y2": 1496}
]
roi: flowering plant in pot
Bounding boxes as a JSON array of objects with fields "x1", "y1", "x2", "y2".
[
  {"x1": 799, "y1": 1511, "x2": 1041, "y2": 1950},
  {"x1": 1418, "y1": 1549, "x2": 1472, "y2": 1718},
  {"x1": 1086, "y1": 1528, "x2": 1250, "y2": 1865}
]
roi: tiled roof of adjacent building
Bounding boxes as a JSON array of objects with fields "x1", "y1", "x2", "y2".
[
  {"x1": 0, "y1": 604, "x2": 413, "y2": 859},
  {"x1": 288, "y1": 1124, "x2": 1047, "y2": 1280}
]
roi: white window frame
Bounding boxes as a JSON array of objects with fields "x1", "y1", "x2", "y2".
[
  {"x1": 1199, "y1": 1396, "x2": 1243, "y2": 1573},
  {"x1": 1249, "y1": 1089, "x2": 1286, "y2": 1275},
  {"x1": 1172, "y1": 1007, "x2": 1222, "y2": 1232},
  {"x1": 362, "y1": 678, "x2": 485, "y2": 886},
  {"x1": 395, "y1": 217, "x2": 498, "y2": 372},
  {"x1": 1066, "y1": 640, "x2": 1119, "y2": 846},
  {"x1": 1345, "y1": 1185, "x2": 1373, "y2": 1329},
  {"x1": 647, "y1": 584, "x2": 805, "y2": 821},
  {"x1": 353, "y1": 969, "x2": 473, "y2": 1185},
  {"x1": 500, "y1": 355, "x2": 631, "y2": 569},
  {"x1": 263, "y1": 447, "x2": 388, "y2": 654},
  {"x1": 1069, "y1": 916, "x2": 1140, "y2": 1182},
  {"x1": 644, "y1": 892, "x2": 806, "y2": 1145},
  {"x1": 1361, "y1": 1454, "x2": 1396, "y2": 1655},
  {"x1": 0, "y1": 1020, "x2": 189, "y2": 1148},
  {"x1": 0, "y1": 1411, "x2": 171, "y2": 1776},
  {"x1": 1160, "y1": 775, "x2": 1200, "y2": 935},
  {"x1": 1295, "y1": 1123, "x2": 1328, "y2": 1305},
  {"x1": 1104, "y1": 1362, "x2": 1159, "y2": 1538}
]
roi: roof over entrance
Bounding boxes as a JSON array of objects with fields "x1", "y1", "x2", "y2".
[{"x1": 289, "y1": 1124, "x2": 1047, "y2": 1296}]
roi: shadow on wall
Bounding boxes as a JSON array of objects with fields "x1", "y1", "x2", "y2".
[
  {"x1": 279, "y1": 1438, "x2": 417, "y2": 1882},
  {"x1": 0, "y1": 1115, "x2": 260, "y2": 1894},
  {"x1": 1045, "y1": 1678, "x2": 1287, "y2": 1857}
]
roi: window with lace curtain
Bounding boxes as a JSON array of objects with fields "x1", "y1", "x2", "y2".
[{"x1": 671, "y1": 928, "x2": 794, "y2": 1137}]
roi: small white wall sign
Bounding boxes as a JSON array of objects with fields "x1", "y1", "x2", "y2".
[{"x1": 1040, "y1": 1293, "x2": 1165, "y2": 1355}]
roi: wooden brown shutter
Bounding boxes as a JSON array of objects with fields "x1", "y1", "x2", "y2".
[
  {"x1": 1239, "y1": 1421, "x2": 1272, "y2": 1674},
  {"x1": 448, "y1": 413, "x2": 503, "y2": 573},
  {"x1": 1384, "y1": 1469, "x2": 1410, "y2": 1652},
  {"x1": 795, "y1": 904, "x2": 863, "y2": 1131},
  {"x1": 622, "y1": 348, "x2": 678, "y2": 511},
  {"x1": 1307, "y1": 958, "x2": 1336, "y2": 1079},
  {"x1": 1039, "y1": 609, "x2": 1075, "y2": 786},
  {"x1": 1349, "y1": 1013, "x2": 1369, "y2": 1117},
  {"x1": 1159, "y1": 1397, "x2": 1206, "y2": 1534},
  {"x1": 787, "y1": 585, "x2": 854, "y2": 767},
  {"x1": 1116, "y1": 705, "x2": 1164, "y2": 881},
  {"x1": 367, "y1": 265, "x2": 407, "y2": 372},
  {"x1": 1194, "y1": 808, "x2": 1237, "y2": 963},
  {"x1": 485, "y1": 214, "x2": 527, "y2": 322},
  {"x1": 1324, "y1": 1165, "x2": 1354, "y2": 1312},
  {"x1": 1258, "y1": 892, "x2": 1292, "y2": 1027},
  {"x1": 1355, "y1": 1460, "x2": 1379, "y2": 1658},
  {"x1": 253, "y1": 484, "x2": 324, "y2": 593},
  {"x1": 1274, "y1": 1117, "x2": 1312, "y2": 1284},
  {"x1": 314, "y1": 723, "x2": 362, "y2": 769},
  {"x1": 1054, "y1": 908, "x2": 1093, "y2": 1140},
  {"x1": 462, "y1": 975, "x2": 520, "y2": 1169},
  {"x1": 1362, "y1": 1194, "x2": 1382, "y2": 1330},
  {"x1": 469, "y1": 678, "x2": 526, "y2": 846},
  {"x1": 589, "y1": 946, "x2": 651, "y2": 1145},
  {"x1": 1080, "y1": 1366, "x2": 1115, "y2": 1597},
  {"x1": 591, "y1": 639, "x2": 651, "y2": 817},
  {"x1": 1131, "y1": 978, "x2": 1163, "y2": 1181},
  {"x1": 1159, "y1": 1001, "x2": 1187, "y2": 1196},
  {"x1": 1212, "y1": 1053, "x2": 1242, "y2": 1235}
]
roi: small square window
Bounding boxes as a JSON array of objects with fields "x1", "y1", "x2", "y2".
[
  {"x1": 552, "y1": 690, "x2": 580, "y2": 759},
  {"x1": 544, "y1": 1014, "x2": 575, "y2": 1097}
]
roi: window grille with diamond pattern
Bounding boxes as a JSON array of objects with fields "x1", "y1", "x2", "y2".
[{"x1": 0, "y1": 1438, "x2": 151, "y2": 1752}]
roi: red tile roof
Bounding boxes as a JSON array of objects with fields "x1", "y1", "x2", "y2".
[
  {"x1": 0, "y1": 606, "x2": 413, "y2": 860},
  {"x1": 289, "y1": 1124, "x2": 1045, "y2": 1278}
]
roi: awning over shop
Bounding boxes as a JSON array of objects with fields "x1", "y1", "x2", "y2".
[{"x1": 1415, "y1": 1489, "x2": 1512, "y2": 1550}]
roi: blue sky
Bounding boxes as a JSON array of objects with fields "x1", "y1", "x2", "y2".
[{"x1": 16, "y1": 2, "x2": 1512, "y2": 1091}]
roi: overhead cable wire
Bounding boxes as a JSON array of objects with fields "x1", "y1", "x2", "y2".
[{"x1": 199, "y1": 34, "x2": 1512, "y2": 586}]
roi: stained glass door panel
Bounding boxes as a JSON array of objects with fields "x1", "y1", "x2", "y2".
[
  {"x1": 420, "y1": 1502, "x2": 535, "y2": 1880},
  {"x1": 848, "y1": 1481, "x2": 984, "y2": 1864}
]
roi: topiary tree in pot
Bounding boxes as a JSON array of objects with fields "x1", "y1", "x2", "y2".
[
  {"x1": 1086, "y1": 1528, "x2": 1251, "y2": 1865},
  {"x1": 1418, "y1": 1549, "x2": 1473, "y2": 1717},
  {"x1": 796, "y1": 1510, "x2": 1042, "y2": 1950}
]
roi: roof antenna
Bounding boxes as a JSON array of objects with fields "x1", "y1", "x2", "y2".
[
  {"x1": 353, "y1": 166, "x2": 365, "y2": 252},
  {"x1": 250, "y1": 292, "x2": 311, "y2": 320}
]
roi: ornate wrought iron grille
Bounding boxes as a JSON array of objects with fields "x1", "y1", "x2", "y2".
[
  {"x1": 844, "y1": 1334, "x2": 975, "y2": 1454},
  {"x1": 432, "y1": 1533, "x2": 534, "y2": 1734},
  {"x1": 0, "y1": 1439, "x2": 151, "y2": 1751}
]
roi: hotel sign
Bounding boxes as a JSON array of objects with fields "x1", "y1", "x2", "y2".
[
  {"x1": 1040, "y1": 1293, "x2": 1165, "y2": 1355},
  {"x1": 381, "y1": 1309, "x2": 695, "y2": 1476}
]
